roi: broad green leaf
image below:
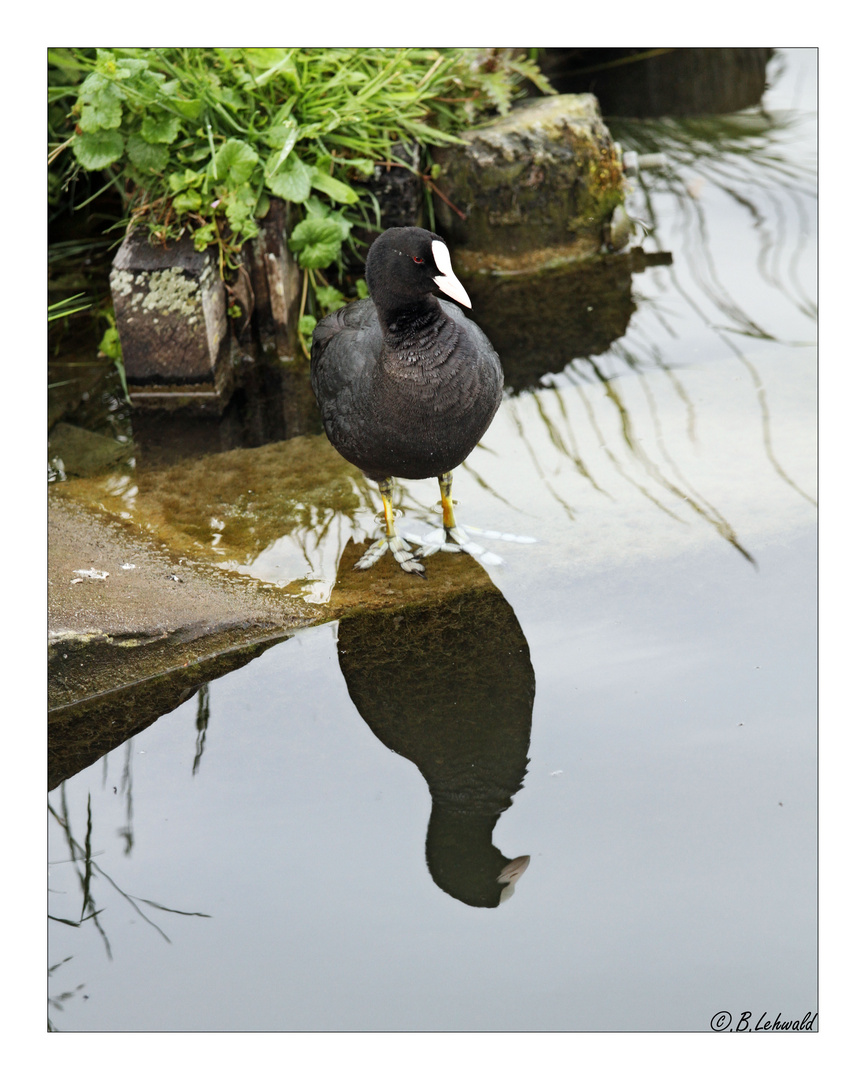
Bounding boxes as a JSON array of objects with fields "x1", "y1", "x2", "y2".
[
  {"x1": 114, "y1": 57, "x2": 150, "y2": 79},
  {"x1": 178, "y1": 143, "x2": 211, "y2": 164},
  {"x1": 263, "y1": 117, "x2": 299, "y2": 156},
  {"x1": 170, "y1": 97, "x2": 202, "y2": 121},
  {"x1": 98, "y1": 326, "x2": 121, "y2": 360},
  {"x1": 141, "y1": 111, "x2": 182, "y2": 145},
  {"x1": 193, "y1": 223, "x2": 216, "y2": 251},
  {"x1": 302, "y1": 197, "x2": 352, "y2": 240},
  {"x1": 168, "y1": 168, "x2": 202, "y2": 193},
  {"x1": 127, "y1": 133, "x2": 169, "y2": 173},
  {"x1": 310, "y1": 169, "x2": 359, "y2": 205},
  {"x1": 94, "y1": 49, "x2": 120, "y2": 76},
  {"x1": 72, "y1": 130, "x2": 125, "y2": 170},
  {"x1": 266, "y1": 151, "x2": 313, "y2": 202},
  {"x1": 78, "y1": 81, "x2": 123, "y2": 132},
  {"x1": 214, "y1": 138, "x2": 259, "y2": 184},
  {"x1": 219, "y1": 87, "x2": 247, "y2": 110},
  {"x1": 300, "y1": 194, "x2": 330, "y2": 218},
  {"x1": 244, "y1": 48, "x2": 288, "y2": 70},
  {"x1": 172, "y1": 189, "x2": 202, "y2": 213},
  {"x1": 288, "y1": 217, "x2": 344, "y2": 269},
  {"x1": 339, "y1": 157, "x2": 376, "y2": 178}
]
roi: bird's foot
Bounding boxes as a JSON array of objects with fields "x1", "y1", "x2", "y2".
[
  {"x1": 406, "y1": 524, "x2": 538, "y2": 567},
  {"x1": 407, "y1": 525, "x2": 504, "y2": 566},
  {"x1": 354, "y1": 533, "x2": 426, "y2": 576}
]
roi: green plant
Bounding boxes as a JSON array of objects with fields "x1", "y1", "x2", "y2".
[
  {"x1": 49, "y1": 47, "x2": 553, "y2": 346},
  {"x1": 48, "y1": 293, "x2": 90, "y2": 321}
]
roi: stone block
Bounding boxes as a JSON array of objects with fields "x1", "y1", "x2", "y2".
[{"x1": 110, "y1": 231, "x2": 230, "y2": 405}]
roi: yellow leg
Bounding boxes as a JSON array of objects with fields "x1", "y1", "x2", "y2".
[
  {"x1": 438, "y1": 471, "x2": 457, "y2": 532},
  {"x1": 378, "y1": 477, "x2": 397, "y2": 538}
]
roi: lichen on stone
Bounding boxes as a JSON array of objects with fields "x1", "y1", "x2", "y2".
[{"x1": 140, "y1": 267, "x2": 202, "y2": 320}]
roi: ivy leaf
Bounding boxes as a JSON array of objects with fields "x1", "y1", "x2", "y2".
[
  {"x1": 310, "y1": 169, "x2": 359, "y2": 205},
  {"x1": 168, "y1": 168, "x2": 202, "y2": 193},
  {"x1": 94, "y1": 49, "x2": 120, "y2": 76},
  {"x1": 214, "y1": 138, "x2": 259, "y2": 184},
  {"x1": 72, "y1": 130, "x2": 125, "y2": 170},
  {"x1": 172, "y1": 189, "x2": 202, "y2": 213},
  {"x1": 78, "y1": 79, "x2": 123, "y2": 132},
  {"x1": 302, "y1": 197, "x2": 352, "y2": 240},
  {"x1": 114, "y1": 57, "x2": 150, "y2": 80},
  {"x1": 98, "y1": 325, "x2": 122, "y2": 360},
  {"x1": 141, "y1": 111, "x2": 182, "y2": 144},
  {"x1": 127, "y1": 133, "x2": 169, "y2": 173},
  {"x1": 266, "y1": 151, "x2": 313, "y2": 203},
  {"x1": 225, "y1": 183, "x2": 258, "y2": 236},
  {"x1": 288, "y1": 217, "x2": 344, "y2": 269},
  {"x1": 193, "y1": 223, "x2": 216, "y2": 250}
]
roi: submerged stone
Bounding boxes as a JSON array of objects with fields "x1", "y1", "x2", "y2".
[{"x1": 48, "y1": 422, "x2": 131, "y2": 477}]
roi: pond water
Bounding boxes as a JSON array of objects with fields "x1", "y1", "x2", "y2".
[{"x1": 48, "y1": 49, "x2": 817, "y2": 1032}]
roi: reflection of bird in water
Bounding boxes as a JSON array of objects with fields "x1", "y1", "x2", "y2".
[
  {"x1": 311, "y1": 227, "x2": 503, "y2": 576},
  {"x1": 333, "y1": 542, "x2": 533, "y2": 907}
]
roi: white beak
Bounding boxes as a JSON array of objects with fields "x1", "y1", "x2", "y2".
[{"x1": 431, "y1": 239, "x2": 472, "y2": 308}]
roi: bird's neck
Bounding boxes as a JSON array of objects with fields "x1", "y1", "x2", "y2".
[{"x1": 376, "y1": 295, "x2": 446, "y2": 346}]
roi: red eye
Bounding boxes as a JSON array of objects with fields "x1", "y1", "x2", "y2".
[{"x1": 413, "y1": 255, "x2": 424, "y2": 264}]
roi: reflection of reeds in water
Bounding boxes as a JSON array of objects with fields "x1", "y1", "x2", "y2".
[
  {"x1": 48, "y1": 763, "x2": 211, "y2": 1029},
  {"x1": 614, "y1": 108, "x2": 816, "y2": 341},
  {"x1": 614, "y1": 65, "x2": 815, "y2": 340},
  {"x1": 609, "y1": 73, "x2": 816, "y2": 512},
  {"x1": 505, "y1": 368, "x2": 760, "y2": 565},
  {"x1": 233, "y1": 476, "x2": 377, "y2": 596}
]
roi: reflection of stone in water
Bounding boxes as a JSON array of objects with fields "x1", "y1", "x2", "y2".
[
  {"x1": 333, "y1": 543, "x2": 534, "y2": 908},
  {"x1": 464, "y1": 247, "x2": 671, "y2": 392}
]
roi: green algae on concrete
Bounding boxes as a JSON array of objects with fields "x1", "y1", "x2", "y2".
[
  {"x1": 53, "y1": 433, "x2": 365, "y2": 587},
  {"x1": 433, "y1": 93, "x2": 626, "y2": 264}
]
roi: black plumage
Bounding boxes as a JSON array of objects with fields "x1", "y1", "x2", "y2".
[{"x1": 311, "y1": 227, "x2": 503, "y2": 574}]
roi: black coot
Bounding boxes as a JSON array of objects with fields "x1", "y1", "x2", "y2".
[{"x1": 311, "y1": 226, "x2": 503, "y2": 575}]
